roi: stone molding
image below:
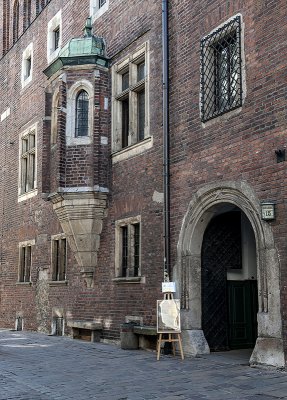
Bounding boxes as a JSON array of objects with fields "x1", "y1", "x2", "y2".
[
  {"x1": 49, "y1": 190, "x2": 107, "y2": 288},
  {"x1": 174, "y1": 180, "x2": 284, "y2": 367}
]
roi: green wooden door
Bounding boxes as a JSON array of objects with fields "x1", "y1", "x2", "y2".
[{"x1": 228, "y1": 280, "x2": 258, "y2": 349}]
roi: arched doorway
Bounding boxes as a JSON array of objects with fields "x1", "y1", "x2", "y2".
[
  {"x1": 174, "y1": 181, "x2": 284, "y2": 367},
  {"x1": 201, "y1": 208, "x2": 258, "y2": 351}
]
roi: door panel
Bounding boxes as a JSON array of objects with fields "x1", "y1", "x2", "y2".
[
  {"x1": 228, "y1": 280, "x2": 258, "y2": 349},
  {"x1": 201, "y1": 211, "x2": 242, "y2": 351}
]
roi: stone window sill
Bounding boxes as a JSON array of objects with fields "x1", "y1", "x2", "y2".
[
  {"x1": 113, "y1": 276, "x2": 145, "y2": 284},
  {"x1": 111, "y1": 137, "x2": 153, "y2": 164},
  {"x1": 18, "y1": 189, "x2": 38, "y2": 203},
  {"x1": 16, "y1": 282, "x2": 32, "y2": 286},
  {"x1": 48, "y1": 280, "x2": 68, "y2": 287}
]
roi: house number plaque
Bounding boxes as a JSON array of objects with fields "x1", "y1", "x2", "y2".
[{"x1": 261, "y1": 203, "x2": 275, "y2": 220}]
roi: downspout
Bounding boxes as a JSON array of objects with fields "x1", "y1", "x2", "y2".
[{"x1": 162, "y1": 0, "x2": 170, "y2": 280}]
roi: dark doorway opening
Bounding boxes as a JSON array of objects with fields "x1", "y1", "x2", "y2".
[{"x1": 201, "y1": 210, "x2": 258, "y2": 351}]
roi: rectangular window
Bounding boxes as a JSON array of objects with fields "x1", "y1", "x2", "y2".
[
  {"x1": 52, "y1": 238, "x2": 67, "y2": 281},
  {"x1": 200, "y1": 16, "x2": 242, "y2": 122},
  {"x1": 112, "y1": 44, "x2": 149, "y2": 152},
  {"x1": 115, "y1": 217, "x2": 141, "y2": 278},
  {"x1": 21, "y1": 42, "x2": 33, "y2": 88},
  {"x1": 47, "y1": 10, "x2": 62, "y2": 63},
  {"x1": 19, "y1": 246, "x2": 32, "y2": 282},
  {"x1": 25, "y1": 56, "x2": 31, "y2": 79},
  {"x1": 20, "y1": 130, "x2": 36, "y2": 194}
]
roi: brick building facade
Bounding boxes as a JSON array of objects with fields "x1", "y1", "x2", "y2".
[{"x1": 0, "y1": 0, "x2": 287, "y2": 368}]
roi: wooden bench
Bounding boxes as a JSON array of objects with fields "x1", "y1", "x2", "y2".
[{"x1": 67, "y1": 320, "x2": 102, "y2": 343}]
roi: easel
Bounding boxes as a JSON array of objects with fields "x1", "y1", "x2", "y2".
[{"x1": 157, "y1": 292, "x2": 184, "y2": 360}]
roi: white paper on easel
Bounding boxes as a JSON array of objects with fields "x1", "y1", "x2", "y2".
[
  {"x1": 157, "y1": 299, "x2": 181, "y2": 333},
  {"x1": 161, "y1": 282, "x2": 176, "y2": 293}
]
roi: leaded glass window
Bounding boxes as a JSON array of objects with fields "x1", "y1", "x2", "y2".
[
  {"x1": 201, "y1": 16, "x2": 242, "y2": 122},
  {"x1": 75, "y1": 90, "x2": 89, "y2": 137}
]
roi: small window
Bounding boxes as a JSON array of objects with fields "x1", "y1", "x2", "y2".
[
  {"x1": 200, "y1": 15, "x2": 242, "y2": 122},
  {"x1": 115, "y1": 218, "x2": 141, "y2": 278},
  {"x1": 19, "y1": 245, "x2": 32, "y2": 282},
  {"x1": 25, "y1": 56, "x2": 32, "y2": 79},
  {"x1": 75, "y1": 90, "x2": 89, "y2": 137},
  {"x1": 47, "y1": 10, "x2": 62, "y2": 63},
  {"x1": 21, "y1": 42, "x2": 33, "y2": 88},
  {"x1": 20, "y1": 130, "x2": 36, "y2": 194},
  {"x1": 52, "y1": 237, "x2": 67, "y2": 281}
]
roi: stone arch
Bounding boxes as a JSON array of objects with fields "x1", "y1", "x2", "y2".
[{"x1": 174, "y1": 181, "x2": 284, "y2": 367}]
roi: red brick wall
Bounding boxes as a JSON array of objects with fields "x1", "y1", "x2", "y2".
[
  {"x1": 169, "y1": 0, "x2": 287, "y2": 356},
  {"x1": 0, "y1": 0, "x2": 164, "y2": 339}
]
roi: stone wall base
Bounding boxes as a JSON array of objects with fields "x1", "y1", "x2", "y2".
[
  {"x1": 250, "y1": 337, "x2": 285, "y2": 368},
  {"x1": 181, "y1": 329, "x2": 210, "y2": 357}
]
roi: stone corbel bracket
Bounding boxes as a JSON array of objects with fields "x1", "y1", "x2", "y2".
[{"x1": 49, "y1": 190, "x2": 108, "y2": 288}]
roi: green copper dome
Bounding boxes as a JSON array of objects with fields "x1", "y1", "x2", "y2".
[{"x1": 43, "y1": 17, "x2": 108, "y2": 78}]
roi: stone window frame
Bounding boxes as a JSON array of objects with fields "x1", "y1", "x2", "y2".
[
  {"x1": 90, "y1": 0, "x2": 109, "y2": 22},
  {"x1": 111, "y1": 42, "x2": 151, "y2": 163},
  {"x1": 50, "y1": 233, "x2": 67, "y2": 283},
  {"x1": 113, "y1": 215, "x2": 144, "y2": 283},
  {"x1": 66, "y1": 80, "x2": 94, "y2": 146},
  {"x1": 47, "y1": 9, "x2": 62, "y2": 64},
  {"x1": 17, "y1": 239, "x2": 35, "y2": 284},
  {"x1": 51, "y1": 89, "x2": 60, "y2": 146},
  {"x1": 18, "y1": 123, "x2": 38, "y2": 202},
  {"x1": 21, "y1": 42, "x2": 33, "y2": 88},
  {"x1": 200, "y1": 14, "x2": 246, "y2": 124}
]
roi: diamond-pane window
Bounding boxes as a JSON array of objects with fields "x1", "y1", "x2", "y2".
[{"x1": 201, "y1": 16, "x2": 242, "y2": 122}]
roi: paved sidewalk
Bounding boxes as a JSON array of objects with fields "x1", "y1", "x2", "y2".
[{"x1": 0, "y1": 330, "x2": 286, "y2": 400}]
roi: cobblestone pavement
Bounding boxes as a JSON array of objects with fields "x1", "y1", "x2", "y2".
[{"x1": 0, "y1": 330, "x2": 287, "y2": 400}]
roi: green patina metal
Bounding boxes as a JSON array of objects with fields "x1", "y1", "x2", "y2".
[{"x1": 43, "y1": 17, "x2": 108, "y2": 78}]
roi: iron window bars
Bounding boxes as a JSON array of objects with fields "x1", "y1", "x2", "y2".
[{"x1": 200, "y1": 16, "x2": 242, "y2": 122}]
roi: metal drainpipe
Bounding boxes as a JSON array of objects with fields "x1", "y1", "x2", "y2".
[{"x1": 162, "y1": 0, "x2": 170, "y2": 281}]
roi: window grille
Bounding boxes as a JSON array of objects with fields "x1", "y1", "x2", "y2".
[
  {"x1": 16, "y1": 317, "x2": 23, "y2": 331},
  {"x1": 54, "y1": 317, "x2": 64, "y2": 336},
  {"x1": 75, "y1": 90, "x2": 89, "y2": 137},
  {"x1": 200, "y1": 16, "x2": 242, "y2": 122}
]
